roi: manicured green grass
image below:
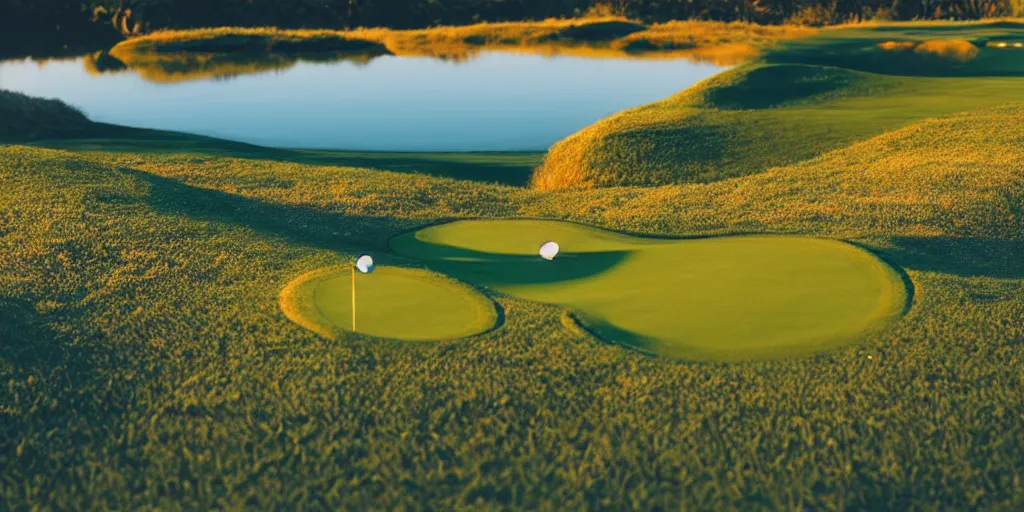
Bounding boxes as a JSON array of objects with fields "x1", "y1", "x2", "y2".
[
  {"x1": 391, "y1": 219, "x2": 907, "y2": 360},
  {"x1": 534, "y1": 20, "x2": 1024, "y2": 190},
  {"x1": 281, "y1": 265, "x2": 497, "y2": 341}
]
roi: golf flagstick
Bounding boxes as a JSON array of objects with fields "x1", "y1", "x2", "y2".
[
  {"x1": 352, "y1": 265, "x2": 357, "y2": 333},
  {"x1": 351, "y1": 255, "x2": 375, "y2": 334}
]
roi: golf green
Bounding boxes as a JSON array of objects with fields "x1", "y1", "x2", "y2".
[
  {"x1": 280, "y1": 265, "x2": 497, "y2": 341},
  {"x1": 390, "y1": 220, "x2": 909, "y2": 361}
]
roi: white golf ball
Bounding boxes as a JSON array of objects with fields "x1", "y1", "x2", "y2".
[
  {"x1": 355, "y1": 255, "x2": 375, "y2": 274},
  {"x1": 539, "y1": 241, "x2": 560, "y2": 261}
]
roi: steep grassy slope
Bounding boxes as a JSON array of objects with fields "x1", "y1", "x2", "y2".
[
  {"x1": 1, "y1": 104, "x2": 1022, "y2": 509},
  {"x1": 534, "y1": 21, "x2": 1024, "y2": 190}
]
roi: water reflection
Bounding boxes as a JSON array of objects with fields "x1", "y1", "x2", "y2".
[{"x1": 83, "y1": 49, "x2": 387, "y2": 83}]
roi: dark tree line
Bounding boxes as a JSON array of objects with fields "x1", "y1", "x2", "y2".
[{"x1": 2, "y1": 0, "x2": 1021, "y2": 40}]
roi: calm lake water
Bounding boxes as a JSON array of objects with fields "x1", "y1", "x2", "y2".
[{"x1": 0, "y1": 53, "x2": 723, "y2": 151}]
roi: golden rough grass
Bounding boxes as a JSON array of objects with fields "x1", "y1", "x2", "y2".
[
  {"x1": 914, "y1": 39, "x2": 981, "y2": 61},
  {"x1": 878, "y1": 39, "x2": 980, "y2": 62},
  {"x1": 880, "y1": 38, "x2": 983, "y2": 61},
  {"x1": 878, "y1": 40, "x2": 917, "y2": 51}
]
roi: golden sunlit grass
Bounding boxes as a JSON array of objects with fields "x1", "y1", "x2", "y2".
[
  {"x1": 914, "y1": 39, "x2": 980, "y2": 61},
  {"x1": 878, "y1": 40, "x2": 917, "y2": 51},
  {"x1": 878, "y1": 39, "x2": 980, "y2": 62}
]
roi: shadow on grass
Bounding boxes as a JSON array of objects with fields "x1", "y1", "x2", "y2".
[
  {"x1": 35, "y1": 126, "x2": 542, "y2": 187},
  {"x1": 391, "y1": 232, "x2": 633, "y2": 286},
  {"x1": 0, "y1": 292, "x2": 150, "y2": 492},
  {"x1": 882, "y1": 237, "x2": 1024, "y2": 279},
  {"x1": 124, "y1": 168, "x2": 625, "y2": 288},
  {"x1": 121, "y1": 168, "x2": 411, "y2": 252},
  {"x1": 567, "y1": 311, "x2": 660, "y2": 356},
  {"x1": 0, "y1": 297, "x2": 66, "y2": 372},
  {"x1": 423, "y1": 250, "x2": 631, "y2": 286}
]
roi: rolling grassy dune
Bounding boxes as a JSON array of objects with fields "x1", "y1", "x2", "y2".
[
  {"x1": 1, "y1": 100, "x2": 1022, "y2": 508},
  {"x1": 534, "y1": 21, "x2": 1024, "y2": 190}
]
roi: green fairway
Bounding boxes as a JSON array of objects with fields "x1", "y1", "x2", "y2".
[
  {"x1": 281, "y1": 265, "x2": 497, "y2": 340},
  {"x1": 534, "y1": 21, "x2": 1024, "y2": 190},
  {"x1": 391, "y1": 219, "x2": 908, "y2": 360}
]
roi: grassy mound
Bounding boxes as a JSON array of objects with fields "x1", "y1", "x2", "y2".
[
  {"x1": 391, "y1": 220, "x2": 907, "y2": 361},
  {"x1": 534, "y1": 21, "x2": 1024, "y2": 190},
  {"x1": 541, "y1": 20, "x2": 647, "y2": 42},
  {"x1": 0, "y1": 90, "x2": 92, "y2": 140},
  {"x1": 280, "y1": 265, "x2": 497, "y2": 341},
  {"x1": 1, "y1": 99, "x2": 1023, "y2": 508},
  {"x1": 113, "y1": 28, "x2": 391, "y2": 55}
]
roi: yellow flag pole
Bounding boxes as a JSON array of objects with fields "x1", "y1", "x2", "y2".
[{"x1": 351, "y1": 265, "x2": 356, "y2": 333}]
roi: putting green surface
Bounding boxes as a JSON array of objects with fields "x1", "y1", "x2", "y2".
[
  {"x1": 280, "y1": 265, "x2": 497, "y2": 341},
  {"x1": 391, "y1": 220, "x2": 908, "y2": 361}
]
